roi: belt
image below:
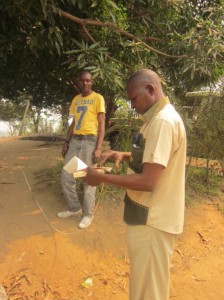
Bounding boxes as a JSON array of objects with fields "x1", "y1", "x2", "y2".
[{"x1": 73, "y1": 134, "x2": 96, "y2": 140}]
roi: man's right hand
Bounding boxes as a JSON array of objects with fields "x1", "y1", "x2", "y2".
[{"x1": 62, "y1": 142, "x2": 69, "y2": 158}]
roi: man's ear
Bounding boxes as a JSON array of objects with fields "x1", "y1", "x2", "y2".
[{"x1": 146, "y1": 83, "x2": 155, "y2": 95}]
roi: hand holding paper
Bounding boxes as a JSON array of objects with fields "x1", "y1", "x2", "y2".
[
  {"x1": 63, "y1": 156, "x2": 111, "y2": 178},
  {"x1": 84, "y1": 167, "x2": 103, "y2": 186},
  {"x1": 63, "y1": 156, "x2": 87, "y2": 174}
]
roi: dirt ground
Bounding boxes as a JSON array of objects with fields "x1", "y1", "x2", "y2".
[{"x1": 0, "y1": 137, "x2": 224, "y2": 300}]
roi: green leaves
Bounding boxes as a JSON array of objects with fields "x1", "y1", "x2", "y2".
[
  {"x1": 1, "y1": 0, "x2": 224, "y2": 129},
  {"x1": 170, "y1": 1, "x2": 224, "y2": 86},
  {"x1": 64, "y1": 40, "x2": 109, "y2": 72},
  {"x1": 184, "y1": 89, "x2": 224, "y2": 173},
  {"x1": 0, "y1": 99, "x2": 25, "y2": 122}
]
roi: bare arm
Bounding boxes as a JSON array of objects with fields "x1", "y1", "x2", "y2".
[
  {"x1": 61, "y1": 119, "x2": 75, "y2": 158},
  {"x1": 94, "y1": 112, "x2": 105, "y2": 162},
  {"x1": 85, "y1": 162, "x2": 164, "y2": 192}
]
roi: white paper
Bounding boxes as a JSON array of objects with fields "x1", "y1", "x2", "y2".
[
  {"x1": 73, "y1": 166, "x2": 112, "y2": 178},
  {"x1": 63, "y1": 156, "x2": 87, "y2": 174}
]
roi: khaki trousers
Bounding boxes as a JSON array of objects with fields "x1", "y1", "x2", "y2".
[{"x1": 126, "y1": 225, "x2": 176, "y2": 300}]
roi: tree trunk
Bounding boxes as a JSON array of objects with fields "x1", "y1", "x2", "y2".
[
  {"x1": 60, "y1": 102, "x2": 70, "y2": 133},
  {"x1": 33, "y1": 109, "x2": 41, "y2": 133},
  {"x1": 18, "y1": 99, "x2": 30, "y2": 136},
  {"x1": 105, "y1": 96, "x2": 117, "y2": 128}
]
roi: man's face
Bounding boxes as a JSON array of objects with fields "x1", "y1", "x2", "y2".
[
  {"x1": 78, "y1": 73, "x2": 93, "y2": 96},
  {"x1": 126, "y1": 82, "x2": 155, "y2": 115}
]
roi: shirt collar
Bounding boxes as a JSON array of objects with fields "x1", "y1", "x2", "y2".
[{"x1": 142, "y1": 97, "x2": 170, "y2": 123}]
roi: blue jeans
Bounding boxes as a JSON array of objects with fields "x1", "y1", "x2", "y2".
[{"x1": 61, "y1": 135, "x2": 97, "y2": 217}]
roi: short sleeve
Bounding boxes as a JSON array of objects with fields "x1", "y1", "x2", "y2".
[
  {"x1": 142, "y1": 119, "x2": 174, "y2": 167},
  {"x1": 96, "y1": 94, "x2": 105, "y2": 113}
]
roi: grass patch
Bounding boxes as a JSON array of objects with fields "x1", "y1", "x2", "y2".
[
  {"x1": 45, "y1": 161, "x2": 123, "y2": 202},
  {"x1": 46, "y1": 163, "x2": 224, "y2": 211},
  {"x1": 186, "y1": 166, "x2": 224, "y2": 205}
]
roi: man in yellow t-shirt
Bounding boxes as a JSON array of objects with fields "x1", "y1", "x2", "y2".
[
  {"x1": 85, "y1": 69, "x2": 186, "y2": 299},
  {"x1": 58, "y1": 71, "x2": 105, "y2": 229}
]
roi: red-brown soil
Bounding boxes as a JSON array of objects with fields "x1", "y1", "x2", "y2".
[{"x1": 0, "y1": 137, "x2": 224, "y2": 300}]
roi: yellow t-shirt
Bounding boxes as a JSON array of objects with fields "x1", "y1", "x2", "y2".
[
  {"x1": 127, "y1": 102, "x2": 186, "y2": 234},
  {"x1": 70, "y1": 91, "x2": 105, "y2": 136}
]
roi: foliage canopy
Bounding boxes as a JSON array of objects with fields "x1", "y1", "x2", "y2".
[
  {"x1": 1, "y1": 0, "x2": 224, "y2": 102},
  {"x1": 0, "y1": 1, "x2": 224, "y2": 148}
]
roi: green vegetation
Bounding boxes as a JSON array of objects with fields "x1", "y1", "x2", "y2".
[
  {"x1": 1, "y1": 0, "x2": 224, "y2": 128},
  {"x1": 44, "y1": 159, "x2": 122, "y2": 203},
  {"x1": 0, "y1": 0, "x2": 223, "y2": 194},
  {"x1": 44, "y1": 153, "x2": 223, "y2": 209},
  {"x1": 185, "y1": 91, "x2": 224, "y2": 182},
  {"x1": 186, "y1": 166, "x2": 224, "y2": 205}
]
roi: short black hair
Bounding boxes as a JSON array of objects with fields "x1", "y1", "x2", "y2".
[{"x1": 78, "y1": 70, "x2": 92, "y2": 80}]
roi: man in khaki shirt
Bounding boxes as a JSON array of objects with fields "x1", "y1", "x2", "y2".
[{"x1": 85, "y1": 69, "x2": 186, "y2": 300}]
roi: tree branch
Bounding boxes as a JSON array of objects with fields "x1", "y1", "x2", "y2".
[
  {"x1": 80, "y1": 21, "x2": 133, "y2": 69},
  {"x1": 55, "y1": 8, "x2": 187, "y2": 59},
  {"x1": 82, "y1": 24, "x2": 96, "y2": 43}
]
